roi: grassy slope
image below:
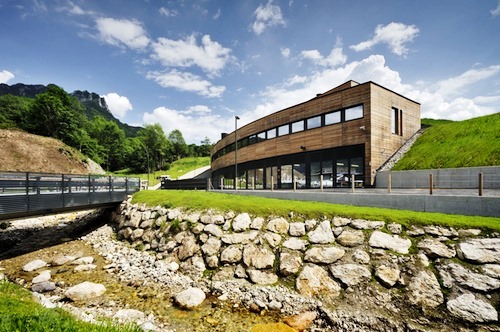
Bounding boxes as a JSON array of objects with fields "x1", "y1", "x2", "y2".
[
  {"x1": 132, "y1": 190, "x2": 500, "y2": 232},
  {"x1": 394, "y1": 113, "x2": 500, "y2": 170}
]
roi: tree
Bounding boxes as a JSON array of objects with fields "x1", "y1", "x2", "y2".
[
  {"x1": 168, "y1": 129, "x2": 189, "y2": 160},
  {"x1": 87, "y1": 116, "x2": 126, "y2": 171},
  {"x1": 0, "y1": 94, "x2": 33, "y2": 129},
  {"x1": 137, "y1": 124, "x2": 172, "y2": 171}
]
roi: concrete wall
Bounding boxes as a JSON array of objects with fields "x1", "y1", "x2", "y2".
[
  {"x1": 376, "y1": 166, "x2": 500, "y2": 189},
  {"x1": 221, "y1": 190, "x2": 500, "y2": 218}
]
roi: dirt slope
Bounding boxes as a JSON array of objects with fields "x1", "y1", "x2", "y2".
[{"x1": 0, "y1": 129, "x2": 104, "y2": 174}]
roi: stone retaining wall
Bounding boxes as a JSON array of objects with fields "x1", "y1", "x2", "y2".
[{"x1": 112, "y1": 199, "x2": 499, "y2": 330}]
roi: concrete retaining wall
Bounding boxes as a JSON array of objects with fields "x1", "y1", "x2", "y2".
[{"x1": 376, "y1": 166, "x2": 500, "y2": 189}]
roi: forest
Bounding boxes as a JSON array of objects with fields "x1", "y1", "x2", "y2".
[{"x1": 0, "y1": 84, "x2": 213, "y2": 173}]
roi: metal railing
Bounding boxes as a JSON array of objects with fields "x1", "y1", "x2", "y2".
[{"x1": 0, "y1": 172, "x2": 140, "y2": 220}]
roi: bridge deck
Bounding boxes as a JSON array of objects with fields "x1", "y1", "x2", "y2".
[{"x1": 0, "y1": 172, "x2": 140, "y2": 221}]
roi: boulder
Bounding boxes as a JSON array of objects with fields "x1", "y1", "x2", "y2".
[
  {"x1": 266, "y1": 217, "x2": 290, "y2": 235},
  {"x1": 31, "y1": 281, "x2": 56, "y2": 293},
  {"x1": 71, "y1": 256, "x2": 94, "y2": 265},
  {"x1": 350, "y1": 219, "x2": 384, "y2": 230},
  {"x1": 387, "y1": 222, "x2": 402, "y2": 234},
  {"x1": 114, "y1": 309, "x2": 145, "y2": 323},
  {"x1": 203, "y1": 224, "x2": 223, "y2": 237},
  {"x1": 375, "y1": 265, "x2": 400, "y2": 287},
  {"x1": 336, "y1": 229, "x2": 364, "y2": 247},
  {"x1": 418, "y1": 238, "x2": 456, "y2": 258},
  {"x1": 457, "y1": 238, "x2": 500, "y2": 264},
  {"x1": 23, "y1": 259, "x2": 47, "y2": 272},
  {"x1": 329, "y1": 264, "x2": 371, "y2": 287},
  {"x1": 263, "y1": 232, "x2": 282, "y2": 248},
  {"x1": 177, "y1": 236, "x2": 199, "y2": 261},
  {"x1": 74, "y1": 264, "x2": 97, "y2": 272},
  {"x1": 296, "y1": 265, "x2": 341, "y2": 299},
  {"x1": 407, "y1": 270, "x2": 443, "y2": 308},
  {"x1": 65, "y1": 281, "x2": 106, "y2": 301},
  {"x1": 282, "y1": 238, "x2": 307, "y2": 251},
  {"x1": 250, "y1": 217, "x2": 265, "y2": 230},
  {"x1": 283, "y1": 311, "x2": 317, "y2": 332},
  {"x1": 201, "y1": 237, "x2": 221, "y2": 256},
  {"x1": 247, "y1": 269, "x2": 278, "y2": 285},
  {"x1": 369, "y1": 231, "x2": 411, "y2": 254},
  {"x1": 308, "y1": 220, "x2": 335, "y2": 244},
  {"x1": 243, "y1": 244, "x2": 275, "y2": 269},
  {"x1": 304, "y1": 246, "x2": 345, "y2": 264},
  {"x1": 289, "y1": 222, "x2": 306, "y2": 236},
  {"x1": 352, "y1": 249, "x2": 370, "y2": 264},
  {"x1": 482, "y1": 264, "x2": 500, "y2": 279},
  {"x1": 447, "y1": 293, "x2": 498, "y2": 323},
  {"x1": 32, "y1": 270, "x2": 51, "y2": 284},
  {"x1": 221, "y1": 231, "x2": 259, "y2": 244},
  {"x1": 439, "y1": 263, "x2": 500, "y2": 292},
  {"x1": 174, "y1": 287, "x2": 206, "y2": 310},
  {"x1": 220, "y1": 245, "x2": 243, "y2": 264},
  {"x1": 233, "y1": 213, "x2": 252, "y2": 232},
  {"x1": 279, "y1": 250, "x2": 303, "y2": 276},
  {"x1": 423, "y1": 225, "x2": 458, "y2": 238}
]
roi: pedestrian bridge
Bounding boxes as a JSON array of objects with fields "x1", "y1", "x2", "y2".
[{"x1": 0, "y1": 172, "x2": 140, "y2": 221}]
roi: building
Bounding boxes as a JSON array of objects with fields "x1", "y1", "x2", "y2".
[{"x1": 210, "y1": 80, "x2": 420, "y2": 189}]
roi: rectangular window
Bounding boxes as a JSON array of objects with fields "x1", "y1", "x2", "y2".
[
  {"x1": 249, "y1": 134, "x2": 257, "y2": 145},
  {"x1": 278, "y1": 124, "x2": 290, "y2": 136},
  {"x1": 391, "y1": 107, "x2": 399, "y2": 134},
  {"x1": 307, "y1": 116, "x2": 321, "y2": 129},
  {"x1": 325, "y1": 111, "x2": 341, "y2": 125},
  {"x1": 257, "y1": 132, "x2": 266, "y2": 141},
  {"x1": 291, "y1": 120, "x2": 304, "y2": 133},
  {"x1": 267, "y1": 128, "x2": 276, "y2": 139},
  {"x1": 345, "y1": 105, "x2": 363, "y2": 121}
]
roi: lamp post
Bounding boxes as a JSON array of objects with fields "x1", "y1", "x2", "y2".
[
  {"x1": 235, "y1": 116, "x2": 240, "y2": 190},
  {"x1": 138, "y1": 141, "x2": 150, "y2": 190}
]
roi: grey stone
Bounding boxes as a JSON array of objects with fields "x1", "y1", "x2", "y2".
[
  {"x1": 482, "y1": 264, "x2": 500, "y2": 279},
  {"x1": 114, "y1": 309, "x2": 145, "y2": 323},
  {"x1": 296, "y1": 265, "x2": 341, "y2": 299},
  {"x1": 266, "y1": 217, "x2": 289, "y2": 234},
  {"x1": 369, "y1": 231, "x2": 411, "y2": 254},
  {"x1": 123, "y1": 211, "x2": 141, "y2": 228},
  {"x1": 352, "y1": 249, "x2": 370, "y2": 264},
  {"x1": 350, "y1": 219, "x2": 384, "y2": 230},
  {"x1": 308, "y1": 220, "x2": 335, "y2": 244},
  {"x1": 332, "y1": 217, "x2": 351, "y2": 227},
  {"x1": 174, "y1": 287, "x2": 206, "y2": 310},
  {"x1": 439, "y1": 263, "x2": 500, "y2": 292},
  {"x1": 247, "y1": 269, "x2": 278, "y2": 284},
  {"x1": 423, "y1": 225, "x2": 458, "y2": 238},
  {"x1": 233, "y1": 213, "x2": 252, "y2": 232},
  {"x1": 205, "y1": 255, "x2": 219, "y2": 268},
  {"x1": 305, "y1": 219, "x2": 317, "y2": 231},
  {"x1": 279, "y1": 250, "x2": 302, "y2": 276},
  {"x1": 336, "y1": 229, "x2": 364, "y2": 247},
  {"x1": 220, "y1": 245, "x2": 243, "y2": 264},
  {"x1": 447, "y1": 293, "x2": 498, "y2": 323},
  {"x1": 130, "y1": 228, "x2": 144, "y2": 241},
  {"x1": 304, "y1": 246, "x2": 345, "y2": 264},
  {"x1": 282, "y1": 237, "x2": 307, "y2": 251},
  {"x1": 204, "y1": 224, "x2": 223, "y2": 237},
  {"x1": 375, "y1": 265, "x2": 400, "y2": 287},
  {"x1": 221, "y1": 231, "x2": 259, "y2": 244},
  {"x1": 140, "y1": 219, "x2": 154, "y2": 229},
  {"x1": 23, "y1": 259, "x2": 47, "y2": 272},
  {"x1": 457, "y1": 238, "x2": 500, "y2": 264},
  {"x1": 458, "y1": 229, "x2": 481, "y2": 237},
  {"x1": 31, "y1": 281, "x2": 56, "y2": 293},
  {"x1": 65, "y1": 281, "x2": 106, "y2": 301},
  {"x1": 329, "y1": 264, "x2": 371, "y2": 287},
  {"x1": 387, "y1": 222, "x2": 402, "y2": 234},
  {"x1": 407, "y1": 270, "x2": 443, "y2": 308},
  {"x1": 418, "y1": 238, "x2": 456, "y2": 258},
  {"x1": 242, "y1": 244, "x2": 275, "y2": 269},
  {"x1": 201, "y1": 237, "x2": 221, "y2": 256},
  {"x1": 177, "y1": 236, "x2": 200, "y2": 261},
  {"x1": 74, "y1": 264, "x2": 97, "y2": 272},
  {"x1": 251, "y1": 217, "x2": 265, "y2": 230},
  {"x1": 263, "y1": 232, "x2": 282, "y2": 248},
  {"x1": 289, "y1": 222, "x2": 306, "y2": 236},
  {"x1": 32, "y1": 270, "x2": 51, "y2": 284}
]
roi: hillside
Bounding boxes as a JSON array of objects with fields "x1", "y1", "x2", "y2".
[
  {"x1": 0, "y1": 129, "x2": 104, "y2": 174},
  {"x1": 394, "y1": 113, "x2": 500, "y2": 170}
]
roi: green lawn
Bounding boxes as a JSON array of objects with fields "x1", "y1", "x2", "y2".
[
  {"x1": 132, "y1": 190, "x2": 500, "y2": 232},
  {"x1": 394, "y1": 113, "x2": 500, "y2": 170},
  {"x1": 0, "y1": 281, "x2": 140, "y2": 332}
]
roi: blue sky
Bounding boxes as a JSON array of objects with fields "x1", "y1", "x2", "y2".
[{"x1": 1, "y1": 0, "x2": 499, "y2": 144}]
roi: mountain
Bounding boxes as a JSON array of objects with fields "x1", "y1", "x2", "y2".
[{"x1": 0, "y1": 83, "x2": 141, "y2": 137}]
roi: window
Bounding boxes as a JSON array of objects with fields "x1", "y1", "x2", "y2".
[
  {"x1": 345, "y1": 105, "x2": 363, "y2": 121},
  {"x1": 307, "y1": 116, "x2": 321, "y2": 129},
  {"x1": 291, "y1": 120, "x2": 304, "y2": 133},
  {"x1": 257, "y1": 132, "x2": 266, "y2": 141},
  {"x1": 278, "y1": 124, "x2": 290, "y2": 136},
  {"x1": 325, "y1": 111, "x2": 341, "y2": 125},
  {"x1": 249, "y1": 134, "x2": 257, "y2": 145},
  {"x1": 392, "y1": 107, "x2": 403, "y2": 135},
  {"x1": 267, "y1": 128, "x2": 276, "y2": 139}
]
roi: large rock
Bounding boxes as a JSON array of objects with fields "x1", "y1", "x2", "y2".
[
  {"x1": 122, "y1": 211, "x2": 141, "y2": 228},
  {"x1": 243, "y1": 244, "x2": 275, "y2": 269},
  {"x1": 32, "y1": 270, "x2": 51, "y2": 284},
  {"x1": 177, "y1": 236, "x2": 200, "y2": 261},
  {"x1": 266, "y1": 217, "x2": 290, "y2": 234},
  {"x1": 221, "y1": 231, "x2": 259, "y2": 244},
  {"x1": 369, "y1": 231, "x2": 411, "y2": 254},
  {"x1": 304, "y1": 246, "x2": 345, "y2": 264},
  {"x1": 336, "y1": 229, "x2": 364, "y2": 247},
  {"x1": 283, "y1": 311, "x2": 317, "y2": 332},
  {"x1": 329, "y1": 264, "x2": 371, "y2": 287},
  {"x1": 279, "y1": 250, "x2": 303, "y2": 276},
  {"x1": 296, "y1": 265, "x2": 341, "y2": 299},
  {"x1": 204, "y1": 224, "x2": 223, "y2": 237},
  {"x1": 282, "y1": 238, "x2": 307, "y2": 251},
  {"x1": 220, "y1": 245, "x2": 243, "y2": 264},
  {"x1": 447, "y1": 293, "x2": 498, "y2": 323},
  {"x1": 233, "y1": 213, "x2": 252, "y2": 232},
  {"x1": 23, "y1": 259, "x2": 47, "y2": 272},
  {"x1": 418, "y1": 238, "x2": 456, "y2": 258},
  {"x1": 375, "y1": 265, "x2": 400, "y2": 287},
  {"x1": 174, "y1": 287, "x2": 206, "y2": 310},
  {"x1": 439, "y1": 263, "x2": 500, "y2": 292},
  {"x1": 247, "y1": 269, "x2": 278, "y2": 284},
  {"x1": 350, "y1": 219, "x2": 384, "y2": 230},
  {"x1": 457, "y1": 238, "x2": 500, "y2": 264},
  {"x1": 407, "y1": 270, "x2": 443, "y2": 308},
  {"x1": 263, "y1": 232, "x2": 282, "y2": 248},
  {"x1": 31, "y1": 281, "x2": 56, "y2": 293},
  {"x1": 308, "y1": 220, "x2": 335, "y2": 244},
  {"x1": 289, "y1": 222, "x2": 306, "y2": 237},
  {"x1": 201, "y1": 237, "x2": 221, "y2": 256},
  {"x1": 65, "y1": 282, "x2": 106, "y2": 301}
]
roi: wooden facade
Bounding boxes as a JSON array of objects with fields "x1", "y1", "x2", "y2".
[{"x1": 211, "y1": 81, "x2": 420, "y2": 188}]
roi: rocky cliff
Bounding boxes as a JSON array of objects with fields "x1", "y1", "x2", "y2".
[{"x1": 111, "y1": 200, "x2": 499, "y2": 331}]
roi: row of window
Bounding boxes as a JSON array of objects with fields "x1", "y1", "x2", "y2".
[{"x1": 212, "y1": 104, "x2": 364, "y2": 161}]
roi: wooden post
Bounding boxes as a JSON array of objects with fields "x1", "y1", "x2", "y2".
[
  {"x1": 388, "y1": 173, "x2": 392, "y2": 194},
  {"x1": 293, "y1": 178, "x2": 297, "y2": 192},
  {"x1": 252, "y1": 177, "x2": 255, "y2": 191},
  {"x1": 479, "y1": 173, "x2": 483, "y2": 196},
  {"x1": 429, "y1": 173, "x2": 433, "y2": 195},
  {"x1": 271, "y1": 176, "x2": 274, "y2": 191},
  {"x1": 320, "y1": 175, "x2": 323, "y2": 192},
  {"x1": 207, "y1": 178, "x2": 211, "y2": 191},
  {"x1": 351, "y1": 174, "x2": 355, "y2": 193}
]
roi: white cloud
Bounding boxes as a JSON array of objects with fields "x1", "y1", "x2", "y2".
[
  {"x1": 102, "y1": 93, "x2": 133, "y2": 119},
  {"x1": 350, "y1": 22, "x2": 419, "y2": 56},
  {"x1": 151, "y1": 34, "x2": 232, "y2": 75},
  {"x1": 143, "y1": 106, "x2": 227, "y2": 144},
  {"x1": 159, "y1": 7, "x2": 178, "y2": 17},
  {"x1": 251, "y1": 0, "x2": 286, "y2": 35},
  {"x1": 281, "y1": 47, "x2": 290, "y2": 58},
  {"x1": 56, "y1": 1, "x2": 93, "y2": 15},
  {"x1": 491, "y1": 1, "x2": 500, "y2": 16},
  {"x1": 0, "y1": 70, "x2": 14, "y2": 83},
  {"x1": 213, "y1": 8, "x2": 221, "y2": 20},
  {"x1": 436, "y1": 65, "x2": 500, "y2": 97},
  {"x1": 95, "y1": 17, "x2": 150, "y2": 50},
  {"x1": 146, "y1": 69, "x2": 226, "y2": 98},
  {"x1": 300, "y1": 47, "x2": 347, "y2": 67}
]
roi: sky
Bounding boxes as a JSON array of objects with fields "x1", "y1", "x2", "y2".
[{"x1": 1, "y1": 0, "x2": 499, "y2": 145}]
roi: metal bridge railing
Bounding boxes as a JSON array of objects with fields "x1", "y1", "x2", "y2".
[{"x1": 0, "y1": 172, "x2": 140, "y2": 220}]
